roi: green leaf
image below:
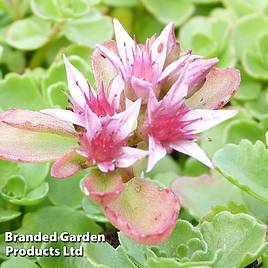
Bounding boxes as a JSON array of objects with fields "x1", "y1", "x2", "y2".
[
  {"x1": 223, "y1": 119, "x2": 265, "y2": 145},
  {"x1": 84, "y1": 242, "x2": 136, "y2": 268},
  {"x1": 140, "y1": 0, "x2": 194, "y2": 27},
  {"x1": 119, "y1": 232, "x2": 154, "y2": 267},
  {"x1": 183, "y1": 158, "x2": 209, "y2": 177},
  {"x1": 242, "y1": 192, "x2": 268, "y2": 223},
  {"x1": 0, "y1": 196, "x2": 21, "y2": 223},
  {"x1": 133, "y1": 11, "x2": 163, "y2": 43},
  {"x1": 0, "y1": 73, "x2": 47, "y2": 110},
  {"x1": 0, "y1": 45, "x2": 26, "y2": 73},
  {"x1": 1, "y1": 257, "x2": 39, "y2": 268},
  {"x1": 213, "y1": 140, "x2": 268, "y2": 202},
  {"x1": 242, "y1": 49, "x2": 268, "y2": 80},
  {"x1": 234, "y1": 14, "x2": 268, "y2": 59},
  {"x1": 156, "y1": 220, "x2": 207, "y2": 261},
  {"x1": 19, "y1": 163, "x2": 50, "y2": 190},
  {"x1": 199, "y1": 211, "x2": 267, "y2": 268},
  {"x1": 192, "y1": 0, "x2": 220, "y2": 3},
  {"x1": 234, "y1": 70, "x2": 262, "y2": 101},
  {"x1": 1, "y1": 176, "x2": 49, "y2": 206},
  {"x1": 180, "y1": 16, "x2": 231, "y2": 58},
  {"x1": 201, "y1": 202, "x2": 248, "y2": 222},
  {"x1": 48, "y1": 170, "x2": 86, "y2": 208},
  {"x1": 19, "y1": 206, "x2": 102, "y2": 234},
  {"x1": 31, "y1": 0, "x2": 90, "y2": 22},
  {"x1": 171, "y1": 171, "x2": 243, "y2": 219},
  {"x1": 245, "y1": 88, "x2": 268, "y2": 120},
  {"x1": 82, "y1": 197, "x2": 108, "y2": 222},
  {"x1": 103, "y1": 0, "x2": 138, "y2": 7},
  {"x1": 64, "y1": 16, "x2": 113, "y2": 48},
  {"x1": 37, "y1": 241, "x2": 90, "y2": 268},
  {"x1": 6, "y1": 16, "x2": 52, "y2": 50}
]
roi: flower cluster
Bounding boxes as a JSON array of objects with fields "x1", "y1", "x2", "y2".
[{"x1": 0, "y1": 19, "x2": 240, "y2": 245}]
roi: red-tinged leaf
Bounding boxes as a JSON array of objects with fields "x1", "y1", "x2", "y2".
[
  {"x1": 82, "y1": 169, "x2": 123, "y2": 206},
  {"x1": 51, "y1": 149, "x2": 86, "y2": 179},
  {"x1": 0, "y1": 122, "x2": 78, "y2": 162},
  {"x1": 1, "y1": 109, "x2": 76, "y2": 137},
  {"x1": 103, "y1": 177, "x2": 180, "y2": 245},
  {"x1": 91, "y1": 40, "x2": 118, "y2": 89},
  {"x1": 185, "y1": 67, "x2": 241, "y2": 109}
]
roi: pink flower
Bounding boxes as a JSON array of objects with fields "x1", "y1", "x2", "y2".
[
  {"x1": 145, "y1": 66, "x2": 238, "y2": 172},
  {"x1": 95, "y1": 19, "x2": 218, "y2": 103},
  {"x1": 77, "y1": 100, "x2": 148, "y2": 172},
  {"x1": 42, "y1": 56, "x2": 124, "y2": 127}
]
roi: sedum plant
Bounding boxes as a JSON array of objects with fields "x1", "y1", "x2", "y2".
[{"x1": 0, "y1": 19, "x2": 240, "y2": 245}]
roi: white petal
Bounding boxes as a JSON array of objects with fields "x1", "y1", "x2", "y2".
[
  {"x1": 171, "y1": 140, "x2": 213, "y2": 168},
  {"x1": 113, "y1": 99, "x2": 141, "y2": 140},
  {"x1": 63, "y1": 55, "x2": 88, "y2": 108},
  {"x1": 158, "y1": 53, "x2": 192, "y2": 83},
  {"x1": 183, "y1": 109, "x2": 238, "y2": 134},
  {"x1": 116, "y1": 147, "x2": 148, "y2": 168},
  {"x1": 108, "y1": 75, "x2": 124, "y2": 110},
  {"x1": 147, "y1": 136, "x2": 167, "y2": 172},
  {"x1": 113, "y1": 18, "x2": 137, "y2": 66},
  {"x1": 85, "y1": 107, "x2": 102, "y2": 140},
  {"x1": 151, "y1": 22, "x2": 174, "y2": 74},
  {"x1": 41, "y1": 108, "x2": 85, "y2": 127}
]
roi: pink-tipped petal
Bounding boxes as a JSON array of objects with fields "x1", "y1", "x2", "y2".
[
  {"x1": 113, "y1": 18, "x2": 137, "y2": 66},
  {"x1": 147, "y1": 91, "x2": 159, "y2": 123},
  {"x1": 83, "y1": 169, "x2": 123, "y2": 206},
  {"x1": 147, "y1": 136, "x2": 167, "y2": 172},
  {"x1": 1, "y1": 109, "x2": 76, "y2": 137},
  {"x1": 84, "y1": 107, "x2": 102, "y2": 140},
  {"x1": 130, "y1": 76, "x2": 153, "y2": 103},
  {"x1": 183, "y1": 109, "x2": 238, "y2": 134},
  {"x1": 185, "y1": 67, "x2": 241, "y2": 109},
  {"x1": 63, "y1": 55, "x2": 88, "y2": 108},
  {"x1": 151, "y1": 22, "x2": 174, "y2": 74},
  {"x1": 103, "y1": 177, "x2": 180, "y2": 245},
  {"x1": 158, "y1": 54, "x2": 192, "y2": 83},
  {"x1": 0, "y1": 122, "x2": 78, "y2": 162},
  {"x1": 41, "y1": 108, "x2": 85, "y2": 127},
  {"x1": 146, "y1": 136, "x2": 167, "y2": 172},
  {"x1": 171, "y1": 140, "x2": 213, "y2": 168},
  {"x1": 108, "y1": 75, "x2": 124, "y2": 110},
  {"x1": 116, "y1": 147, "x2": 148, "y2": 168},
  {"x1": 113, "y1": 99, "x2": 141, "y2": 140},
  {"x1": 51, "y1": 149, "x2": 85, "y2": 179},
  {"x1": 91, "y1": 40, "x2": 118, "y2": 88}
]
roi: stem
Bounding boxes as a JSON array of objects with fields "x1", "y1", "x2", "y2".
[{"x1": 28, "y1": 24, "x2": 62, "y2": 69}]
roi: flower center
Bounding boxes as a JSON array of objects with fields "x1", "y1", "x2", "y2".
[{"x1": 147, "y1": 105, "x2": 198, "y2": 144}]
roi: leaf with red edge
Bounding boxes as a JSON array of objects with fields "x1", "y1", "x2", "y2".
[
  {"x1": 103, "y1": 177, "x2": 180, "y2": 245},
  {"x1": 1, "y1": 109, "x2": 76, "y2": 137},
  {"x1": 82, "y1": 169, "x2": 123, "y2": 206},
  {"x1": 51, "y1": 149, "x2": 86, "y2": 179},
  {"x1": 0, "y1": 122, "x2": 78, "y2": 162},
  {"x1": 91, "y1": 40, "x2": 118, "y2": 89},
  {"x1": 185, "y1": 67, "x2": 241, "y2": 109}
]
